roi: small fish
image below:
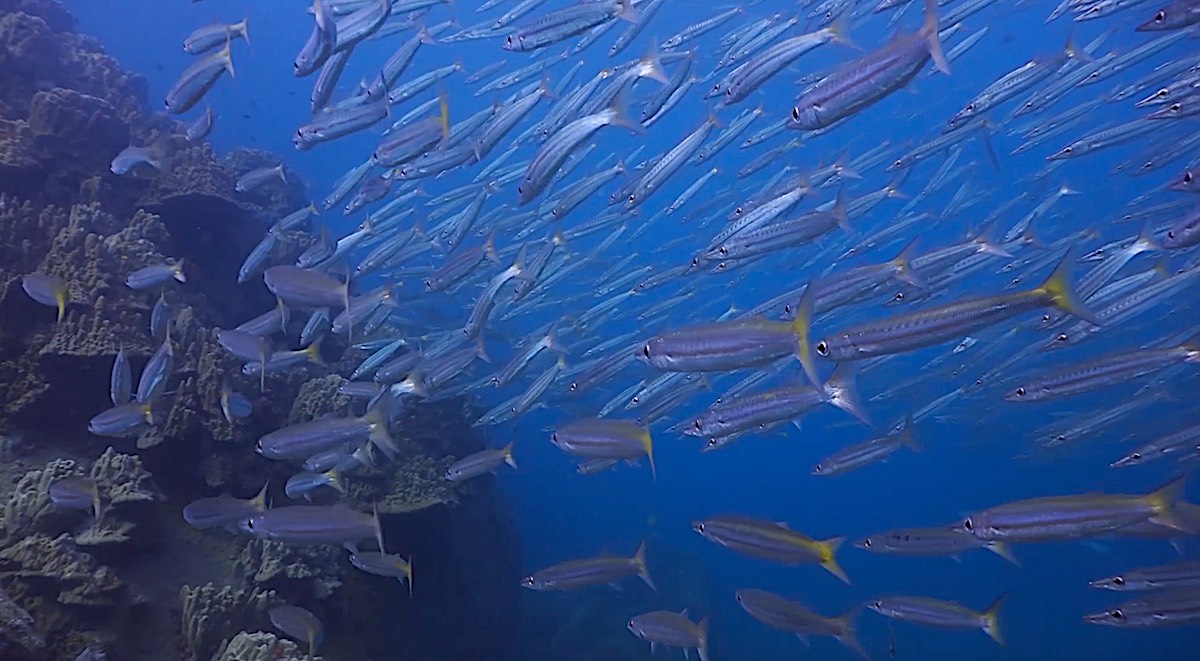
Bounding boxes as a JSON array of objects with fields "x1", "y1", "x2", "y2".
[
  {"x1": 269, "y1": 605, "x2": 323, "y2": 661},
  {"x1": 126, "y1": 261, "x2": 186, "y2": 290},
  {"x1": 21, "y1": 272, "x2": 68, "y2": 322},
  {"x1": 219, "y1": 383, "x2": 252, "y2": 423},
  {"x1": 347, "y1": 546, "x2": 414, "y2": 593},
  {"x1": 165, "y1": 40, "x2": 235, "y2": 114},
  {"x1": 520, "y1": 541, "x2": 654, "y2": 591},
  {"x1": 1091, "y1": 559, "x2": 1200, "y2": 592},
  {"x1": 135, "y1": 332, "x2": 174, "y2": 404},
  {"x1": 110, "y1": 144, "x2": 171, "y2": 177},
  {"x1": 183, "y1": 17, "x2": 249, "y2": 55},
  {"x1": 735, "y1": 589, "x2": 866, "y2": 659},
  {"x1": 243, "y1": 504, "x2": 382, "y2": 547},
  {"x1": 627, "y1": 610, "x2": 709, "y2": 661},
  {"x1": 110, "y1": 347, "x2": 131, "y2": 405},
  {"x1": 185, "y1": 106, "x2": 215, "y2": 142},
  {"x1": 257, "y1": 399, "x2": 395, "y2": 460},
  {"x1": 445, "y1": 442, "x2": 518, "y2": 481},
  {"x1": 48, "y1": 476, "x2": 101, "y2": 519},
  {"x1": 284, "y1": 468, "x2": 346, "y2": 500},
  {"x1": 236, "y1": 164, "x2": 288, "y2": 193},
  {"x1": 551, "y1": 418, "x2": 655, "y2": 480},
  {"x1": 87, "y1": 401, "x2": 154, "y2": 438},
  {"x1": 182, "y1": 482, "x2": 269, "y2": 529},
  {"x1": 693, "y1": 515, "x2": 850, "y2": 584},
  {"x1": 1084, "y1": 587, "x2": 1200, "y2": 627},
  {"x1": 868, "y1": 594, "x2": 1006, "y2": 645}
]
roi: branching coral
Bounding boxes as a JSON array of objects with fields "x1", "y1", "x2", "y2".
[{"x1": 0, "y1": 457, "x2": 81, "y2": 542}]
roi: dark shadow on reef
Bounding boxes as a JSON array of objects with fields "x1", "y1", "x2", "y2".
[{"x1": 0, "y1": 1, "x2": 522, "y2": 659}]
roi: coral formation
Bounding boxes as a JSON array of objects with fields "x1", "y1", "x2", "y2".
[
  {"x1": 179, "y1": 582, "x2": 280, "y2": 661},
  {"x1": 235, "y1": 539, "x2": 343, "y2": 601},
  {"x1": 212, "y1": 630, "x2": 321, "y2": 661},
  {"x1": 354, "y1": 453, "x2": 462, "y2": 515},
  {"x1": 1, "y1": 457, "x2": 81, "y2": 541},
  {"x1": 287, "y1": 374, "x2": 350, "y2": 424},
  {"x1": 0, "y1": 533, "x2": 126, "y2": 607},
  {"x1": 0, "y1": 586, "x2": 45, "y2": 661}
]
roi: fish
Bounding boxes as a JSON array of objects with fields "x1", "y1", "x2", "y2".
[
  {"x1": 256, "y1": 397, "x2": 396, "y2": 460},
  {"x1": 1084, "y1": 588, "x2": 1200, "y2": 627},
  {"x1": 110, "y1": 347, "x2": 131, "y2": 405},
  {"x1": 48, "y1": 476, "x2": 102, "y2": 519},
  {"x1": 182, "y1": 482, "x2": 269, "y2": 529},
  {"x1": 1091, "y1": 559, "x2": 1200, "y2": 592},
  {"x1": 126, "y1": 261, "x2": 186, "y2": 290},
  {"x1": 789, "y1": 0, "x2": 949, "y2": 130},
  {"x1": 21, "y1": 272, "x2": 68, "y2": 322},
  {"x1": 110, "y1": 144, "x2": 172, "y2": 178},
  {"x1": 693, "y1": 515, "x2": 850, "y2": 584},
  {"x1": 735, "y1": 589, "x2": 867, "y2": 659},
  {"x1": 268, "y1": 605, "x2": 323, "y2": 661},
  {"x1": 520, "y1": 541, "x2": 653, "y2": 591},
  {"x1": 243, "y1": 504, "x2": 383, "y2": 547},
  {"x1": 551, "y1": 418, "x2": 655, "y2": 480},
  {"x1": 445, "y1": 442, "x2": 518, "y2": 481},
  {"x1": 627, "y1": 610, "x2": 709, "y2": 661},
  {"x1": 165, "y1": 40, "x2": 235, "y2": 114},
  {"x1": 183, "y1": 18, "x2": 249, "y2": 55},
  {"x1": 87, "y1": 402, "x2": 155, "y2": 438},
  {"x1": 868, "y1": 594, "x2": 1006, "y2": 645},
  {"x1": 235, "y1": 164, "x2": 288, "y2": 193},
  {"x1": 347, "y1": 546, "x2": 414, "y2": 593}
]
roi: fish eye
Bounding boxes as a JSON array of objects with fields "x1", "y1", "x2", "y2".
[
  {"x1": 893, "y1": 159, "x2": 903, "y2": 168},
  {"x1": 1170, "y1": 103, "x2": 1181, "y2": 112},
  {"x1": 1185, "y1": 172, "x2": 1194, "y2": 183},
  {"x1": 873, "y1": 600, "x2": 883, "y2": 609},
  {"x1": 733, "y1": 207, "x2": 743, "y2": 216},
  {"x1": 735, "y1": 593, "x2": 743, "y2": 602},
  {"x1": 1168, "y1": 231, "x2": 1176, "y2": 239},
  {"x1": 1062, "y1": 147, "x2": 1073, "y2": 153},
  {"x1": 963, "y1": 517, "x2": 974, "y2": 532},
  {"x1": 1155, "y1": 10, "x2": 1165, "y2": 21},
  {"x1": 862, "y1": 538, "x2": 872, "y2": 548},
  {"x1": 520, "y1": 576, "x2": 534, "y2": 586},
  {"x1": 893, "y1": 292, "x2": 904, "y2": 301},
  {"x1": 1056, "y1": 434, "x2": 1066, "y2": 442},
  {"x1": 1110, "y1": 609, "x2": 1124, "y2": 620},
  {"x1": 1113, "y1": 577, "x2": 1125, "y2": 586},
  {"x1": 791, "y1": 107, "x2": 800, "y2": 121},
  {"x1": 965, "y1": 103, "x2": 975, "y2": 111},
  {"x1": 642, "y1": 344, "x2": 651, "y2": 358},
  {"x1": 692, "y1": 420, "x2": 702, "y2": 430},
  {"x1": 1015, "y1": 387, "x2": 1026, "y2": 398},
  {"x1": 706, "y1": 438, "x2": 718, "y2": 449},
  {"x1": 814, "y1": 464, "x2": 823, "y2": 473},
  {"x1": 569, "y1": 382, "x2": 579, "y2": 392},
  {"x1": 550, "y1": 433, "x2": 558, "y2": 444},
  {"x1": 718, "y1": 246, "x2": 728, "y2": 256},
  {"x1": 815, "y1": 341, "x2": 828, "y2": 357},
  {"x1": 1056, "y1": 333, "x2": 1068, "y2": 343},
  {"x1": 695, "y1": 523, "x2": 705, "y2": 532},
  {"x1": 1129, "y1": 453, "x2": 1142, "y2": 462}
]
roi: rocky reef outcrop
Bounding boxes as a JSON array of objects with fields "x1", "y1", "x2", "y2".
[{"x1": 0, "y1": 1, "x2": 523, "y2": 659}]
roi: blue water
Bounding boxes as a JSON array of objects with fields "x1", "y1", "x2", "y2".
[{"x1": 70, "y1": 0, "x2": 1200, "y2": 658}]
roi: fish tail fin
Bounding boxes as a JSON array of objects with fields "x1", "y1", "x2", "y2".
[
  {"x1": 1145, "y1": 474, "x2": 1193, "y2": 529},
  {"x1": 1038, "y1": 248, "x2": 1100, "y2": 325},
  {"x1": 372, "y1": 503, "x2": 385, "y2": 554},
  {"x1": 892, "y1": 238, "x2": 925, "y2": 287},
  {"x1": 303, "y1": 335, "x2": 326, "y2": 367},
  {"x1": 632, "y1": 540, "x2": 655, "y2": 590},
  {"x1": 475, "y1": 336, "x2": 492, "y2": 364},
  {"x1": 831, "y1": 188, "x2": 852, "y2": 233},
  {"x1": 790, "y1": 281, "x2": 821, "y2": 388},
  {"x1": 617, "y1": 0, "x2": 641, "y2": 23},
  {"x1": 405, "y1": 555, "x2": 414, "y2": 597},
  {"x1": 1063, "y1": 30, "x2": 1091, "y2": 63},
  {"x1": 174, "y1": 259, "x2": 187, "y2": 283},
  {"x1": 820, "y1": 536, "x2": 851, "y2": 585},
  {"x1": 483, "y1": 230, "x2": 500, "y2": 263},
  {"x1": 826, "y1": 363, "x2": 871, "y2": 427},
  {"x1": 985, "y1": 541, "x2": 1021, "y2": 566},
  {"x1": 697, "y1": 617, "x2": 710, "y2": 661},
  {"x1": 222, "y1": 38, "x2": 236, "y2": 79},
  {"x1": 639, "y1": 40, "x2": 667, "y2": 84},
  {"x1": 365, "y1": 395, "x2": 399, "y2": 459},
  {"x1": 983, "y1": 592, "x2": 1007, "y2": 646},
  {"x1": 252, "y1": 480, "x2": 270, "y2": 511},
  {"x1": 835, "y1": 607, "x2": 869, "y2": 660},
  {"x1": 240, "y1": 17, "x2": 250, "y2": 50},
  {"x1": 1134, "y1": 218, "x2": 1162, "y2": 254},
  {"x1": 923, "y1": 0, "x2": 950, "y2": 75},
  {"x1": 325, "y1": 467, "x2": 346, "y2": 494},
  {"x1": 55, "y1": 288, "x2": 66, "y2": 323},
  {"x1": 827, "y1": 13, "x2": 856, "y2": 49},
  {"x1": 502, "y1": 441, "x2": 518, "y2": 469},
  {"x1": 609, "y1": 83, "x2": 646, "y2": 135}
]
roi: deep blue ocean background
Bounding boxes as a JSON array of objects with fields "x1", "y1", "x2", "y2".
[{"x1": 67, "y1": 1, "x2": 1199, "y2": 658}]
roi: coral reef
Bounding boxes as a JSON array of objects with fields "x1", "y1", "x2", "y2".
[
  {"x1": 235, "y1": 539, "x2": 343, "y2": 601},
  {"x1": 0, "y1": 457, "x2": 81, "y2": 541},
  {"x1": 353, "y1": 453, "x2": 462, "y2": 515},
  {"x1": 0, "y1": 533, "x2": 126, "y2": 607},
  {"x1": 0, "y1": 586, "x2": 45, "y2": 661},
  {"x1": 212, "y1": 631, "x2": 321, "y2": 661},
  {"x1": 287, "y1": 374, "x2": 350, "y2": 424},
  {"x1": 179, "y1": 582, "x2": 280, "y2": 661}
]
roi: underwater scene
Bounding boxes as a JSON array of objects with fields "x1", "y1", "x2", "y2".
[{"x1": 0, "y1": 0, "x2": 1197, "y2": 658}]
